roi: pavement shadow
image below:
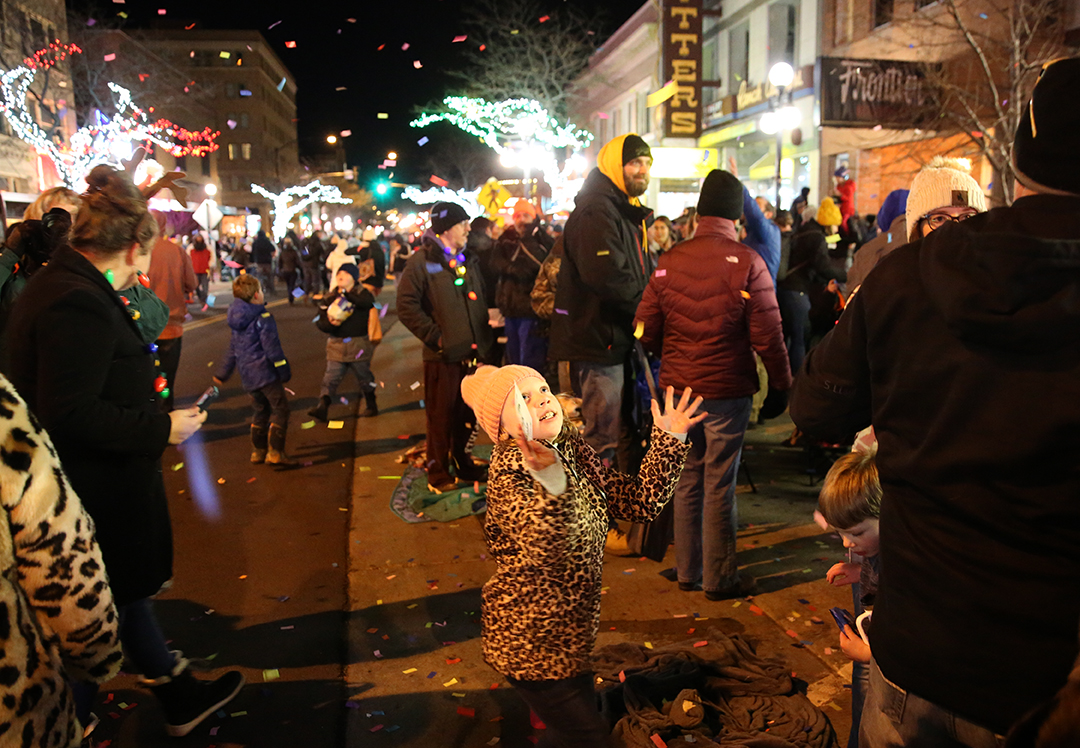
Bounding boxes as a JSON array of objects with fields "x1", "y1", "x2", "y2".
[
  {"x1": 87, "y1": 678, "x2": 345, "y2": 748},
  {"x1": 737, "y1": 534, "x2": 840, "y2": 594},
  {"x1": 154, "y1": 588, "x2": 483, "y2": 670},
  {"x1": 355, "y1": 433, "x2": 425, "y2": 457}
]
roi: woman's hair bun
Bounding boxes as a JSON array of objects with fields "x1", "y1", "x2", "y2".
[{"x1": 71, "y1": 165, "x2": 158, "y2": 255}]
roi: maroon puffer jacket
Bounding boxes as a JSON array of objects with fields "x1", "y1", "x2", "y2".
[{"x1": 635, "y1": 217, "x2": 792, "y2": 400}]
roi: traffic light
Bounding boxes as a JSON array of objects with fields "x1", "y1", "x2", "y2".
[{"x1": 376, "y1": 182, "x2": 389, "y2": 196}]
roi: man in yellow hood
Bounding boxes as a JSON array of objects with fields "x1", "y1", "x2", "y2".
[{"x1": 549, "y1": 133, "x2": 654, "y2": 474}]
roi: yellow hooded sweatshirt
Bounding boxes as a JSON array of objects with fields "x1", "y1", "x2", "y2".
[{"x1": 596, "y1": 133, "x2": 649, "y2": 261}]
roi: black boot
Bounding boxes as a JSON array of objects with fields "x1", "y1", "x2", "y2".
[
  {"x1": 307, "y1": 395, "x2": 331, "y2": 422},
  {"x1": 266, "y1": 423, "x2": 295, "y2": 465},
  {"x1": 144, "y1": 659, "x2": 245, "y2": 737},
  {"x1": 359, "y1": 391, "x2": 379, "y2": 418},
  {"x1": 250, "y1": 424, "x2": 268, "y2": 464}
]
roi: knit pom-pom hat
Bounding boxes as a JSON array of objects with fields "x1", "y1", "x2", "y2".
[
  {"x1": 817, "y1": 198, "x2": 842, "y2": 227},
  {"x1": 905, "y1": 156, "x2": 987, "y2": 240},
  {"x1": 461, "y1": 365, "x2": 543, "y2": 442}
]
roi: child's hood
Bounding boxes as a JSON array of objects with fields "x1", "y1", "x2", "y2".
[{"x1": 227, "y1": 299, "x2": 266, "y2": 331}]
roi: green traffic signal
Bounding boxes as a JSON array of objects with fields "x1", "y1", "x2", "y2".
[{"x1": 376, "y1": 182, "x2": 389, "y2": 196}]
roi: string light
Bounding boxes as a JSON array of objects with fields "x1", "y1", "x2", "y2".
[
  {"x1": 1, "y1": 45, "x2": 220, "y2": 188},
  {"x1": 410, "y1": 96, "x2": 594, "y2": 210},
  {"x1": 251, "y1": 181, "x2": 352, "y2": 241},
  {"x1": 400, "y1": 185, "x2": 483, "y2": 217}
]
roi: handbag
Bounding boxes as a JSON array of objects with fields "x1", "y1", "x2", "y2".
[{"x1": 367, "y1": 306, "x2": 383, "y2": 343}]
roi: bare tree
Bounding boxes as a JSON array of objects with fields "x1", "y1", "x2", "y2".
[
  {"x1": 67, "y1": 22, "x2": 215, "y2": 130},
  {"x1": 420, "y1": 125, "x2": 499, "y2": 191},
  {"x1": 451, "y1": 0, "x2": 603, "y2": 120},
  {"x1": 912, "y1": 0, "x2": 1072, "y2": 204}
]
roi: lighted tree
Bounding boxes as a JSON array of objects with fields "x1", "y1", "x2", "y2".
[
  {"x1": 1, "y1": 44, "x2": 219, "y2": 188},
  {"x1": 401, "y1": 185, "x2": 484, "y2": 217},
  {"x1": 251, "y1": 181, "x2": 352, "y2": 241},
  {"x1": 411, "y1": 96, "x2": 593, "y2": 192}
]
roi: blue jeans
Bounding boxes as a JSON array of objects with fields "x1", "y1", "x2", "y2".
[
  {"x1": 861, "y1": 660, "x2": 1006, "y2": 748},
  {"x1": 575, "y1": 362, "x2": 625, "y2": 466},
  {"x1": 504, "y1": 317, "x2": 549, "y2": 372},
  {"x1": 673, "y1": 397, "x2": 752, "y2": 592},
  {"x1": 778, "y1": 289, "x2": 812, "y2": 375}
]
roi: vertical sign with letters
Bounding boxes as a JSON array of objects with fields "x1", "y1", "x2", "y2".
[{"x1": 663, "y1": 0, "x2": 703, "y2": 138}]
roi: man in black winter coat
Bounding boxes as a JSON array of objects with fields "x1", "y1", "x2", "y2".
[
  {"x1": 549, "y1": 134, "x2": 653, "y2": 470},
  {"x1": 396, "y1": 201, "x2": 495, "y2": 493},
  {"x1": 251, "y1": 229, "x2": 276, "y2": 294},
  {"x1": 492, "y1": 200, "x2": 554, "y2": 372},
  {"x1": 790, "y1": 58, "x2": 1080, "y2": 747}
]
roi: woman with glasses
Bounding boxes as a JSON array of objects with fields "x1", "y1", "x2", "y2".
[{"x1": 904, "y1": 157, "x2": 987, "y2": 242}]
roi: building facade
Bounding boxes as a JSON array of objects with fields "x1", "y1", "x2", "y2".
[{"x1": 0, "y1": 0, "x2": 78, "y2": 217}]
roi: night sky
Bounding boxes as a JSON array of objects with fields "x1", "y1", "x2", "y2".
[{"x1": 70, "y1": 0, "x2": 642, "y2": 188}]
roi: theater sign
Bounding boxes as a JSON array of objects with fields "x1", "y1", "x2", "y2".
[{"x1": 662, "y1": 0, "x2": 704, "y2": 138}]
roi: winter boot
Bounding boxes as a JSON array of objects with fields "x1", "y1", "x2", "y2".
[
  {"x1": 250, "y1": 424, "x2": 268, "y2": 464},
  {"x1": 143, "y1": 658, "x2": 245, "y2": 737},
  {"x1": 307, "y1": 395, "x2": 331, "y2": 422},
  {"x1": 265, "y1": 423, "x2": 296, "y2": 465},
  {"x1": 359, "y1": 391, "x2": 379, "y2": 418}
]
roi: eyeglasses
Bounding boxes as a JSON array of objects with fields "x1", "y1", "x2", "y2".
[{"x1": 921, "y1": 209, "x2": 978, "y2": 230}]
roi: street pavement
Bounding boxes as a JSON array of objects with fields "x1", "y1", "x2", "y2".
[{"x1": 87, "y1": 278, "x2": 859, "y2": 748}]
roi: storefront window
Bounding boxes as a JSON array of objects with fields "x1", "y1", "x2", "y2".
[
  {"x1": 729, "y1": 22, "x2": 749, "y2": 87},
  {"x1": 768, "y1": 2, "x2": 798, "y2": 69}
]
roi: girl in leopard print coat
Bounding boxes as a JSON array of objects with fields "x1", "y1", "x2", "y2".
[
  {"x1": 0, "y1": 375, "x2": 122, "y2": 747},
  {"x1": 462, "y1": 365, "x2": 701, "y2": 747}
]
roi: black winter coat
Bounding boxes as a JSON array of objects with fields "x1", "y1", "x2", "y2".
[
  {"x1": 492, "y1": 224, "x2": 553, "y2": 319},
  {"x1": 789, "y1": 194, "x2": 1080, "y2": 735},
  {"x1": 549, "y1": 169, "x2": 652, "y2": 365},
  {"x1": 396, "y1": 232, "x2": 494, "y2": 364},
  {"x1": 465, "y1": 231, "x2": 498, "y2": 308},
  {"x1": 6, "y1": 246, "x2": 174, "y2": 606},
  {"x1": 251, "y1": 233, "x2": 275, "y2": 264}
]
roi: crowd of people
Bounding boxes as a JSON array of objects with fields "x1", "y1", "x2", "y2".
[{"x1": 0, "y1": 57, "x2": 1076, "y2": 748}]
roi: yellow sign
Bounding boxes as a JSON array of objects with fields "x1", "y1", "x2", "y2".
[{"x1": 478, "y1": 178, "x2": 511, "y2": 216}]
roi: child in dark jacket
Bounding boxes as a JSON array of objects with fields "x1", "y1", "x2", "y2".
[
  {"x1": 213, "y1": 274, "x2": 293, "y2": 464},
  {"x1": 308, "y1": 264, "x2": 378, "y2": 421}
]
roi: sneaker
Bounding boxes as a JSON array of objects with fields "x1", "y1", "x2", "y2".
[
  {"x1": 704, "y1": 573, "x2": 757, "y2": 601},
  {"x1": 678, "y1": 581, "x2": 703, "y2": 592},
  {"x1": 148, "y1": 669, "x2": 245, "y2": 738}
]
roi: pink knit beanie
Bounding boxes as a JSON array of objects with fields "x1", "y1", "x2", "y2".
[{"x1": 461, "y1": 365, "x2": 542, "y2": 442}]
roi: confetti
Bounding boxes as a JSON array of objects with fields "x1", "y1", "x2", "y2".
[
  {"x1": 403, "y1": 667, "x2": 417, "y2": 674},
  {"x1": 328, "y1": 421, "x2": 345, "y2": 429},
  {"x1": 418, "y1": 136, "x2": 429, "y2": 146},
  {"x1": 268, "y1": 20, "x2": 282, "y2": 29},
  {"x1": 104, "y1": 53, "x2": 116, "y2": 61},
  {"x1": 277, "y1": 77, "x2": 287, "y2": 91},
  {"x1": 402, "y1": 43, "x2": 410, "y2": 51},
  {"x1": 226, "y1": 119, "x2": 237, "y2": 130},
  {"x1": 239, "y1": 574, "x2": 247, "y2": 579},
  {"x1": 336, "y1": 86, "x2": 347, "y2": 91},
  {"x1": 748, "y1": 604, "x2": 764, "y2": 615},
  {"x1": 172, "y1": 462, "x2": 184, "y2": 471},
  {"x1": 443, "y1": 678, "x2": 458, "y2": 687},
  {"x1": 217, "y1": 478, "x2": 226, "y2": 484},
  {"x1": 430, "y1": 175, "x2": 449, "y2": 187},
  {"x1": 377, "y1": 113, "x2": 389, "y2": 119},
  {"x1": 453, "y1": 35, "x2": 468, "y2": 42},
  {"x1": 301, "y1": 421, "x2": 315, "y2": 429},
  {"x1": 410, "y1": 381, "x2": 421, "y2": 390},
  {"x1": 157, "y1": 8, "x2": 166, "y2": 15},
  {"x1": 413, "y1": 60, "x2": 423, "y2": 68},
  {"x1": 651, "y1": 735, "x2": 668, "y2": 748},
  {"x1": 262, "y1": 669, "x2": 280, "y2": 682},
  {"x1": 284, "y1": 41, "x2": 296, "y2": 49},
  {"x1": 692, "y1": 641, "x2": 708, "y2": 648}
]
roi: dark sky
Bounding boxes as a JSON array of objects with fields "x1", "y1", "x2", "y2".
[{"x1": 71, "y1": 0, "x2": 643, "y2": 188}]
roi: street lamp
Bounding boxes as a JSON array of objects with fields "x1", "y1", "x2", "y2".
[
  {"x1": 326, "y1": 135, "x2": 338, "y2": 145},
  {"x1": 761, "y1": 62, "x2": 801, "y2": 210},
  {"x1": 204, "y1": 183, "x2": 218, "y2": 197},
  {"x1": 387, "y1": 151, "x2": 398, "y2": 160}
]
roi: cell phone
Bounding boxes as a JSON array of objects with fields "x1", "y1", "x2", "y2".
[
  {"x1": 829, "y1": 607, "x2": 857, "y2": 631},
  {"x1": 513, "y1": 382, "x2": 533, "y2": 441},
  {"x1": 195, "y1": 385, "x2": 220, "y2": 412}
]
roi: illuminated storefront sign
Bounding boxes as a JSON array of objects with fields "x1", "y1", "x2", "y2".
[{"x1": 662, "y1": 0, "x2": 703, "y2": 138}]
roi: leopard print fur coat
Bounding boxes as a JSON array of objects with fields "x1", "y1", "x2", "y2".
[
  {"x1": 481, "y1": 424, "x2": 689, "y2": 681},
  {"x1": 0, "y1": 376, "x2": 122, "y2": 746}
]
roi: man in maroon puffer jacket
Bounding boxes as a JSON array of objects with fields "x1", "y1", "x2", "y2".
[{"x1": 636, "y1": 169, "x2": 791, "y2": 600}]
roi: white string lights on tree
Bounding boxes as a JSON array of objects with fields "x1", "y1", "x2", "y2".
[
  {"x1": 410, "y1": 96, "x2": 594, "y2": 206},
  {"x1": 400, "y1": 185, "x2": 484, "y2": 218},
  {"x1": 0, "y1": 43, "x2": 220, "y2": 188},
  {"x1": 251, "y1": 181, "x2": 352, "y2": 241}
]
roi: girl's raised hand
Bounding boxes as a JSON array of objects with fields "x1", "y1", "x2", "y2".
[
  {"x1": 515, "y1": 435, "x2": 557, "y2": 472},
  {"x1": 650, "y1": 386, "x2": 706, "y2": 435}
]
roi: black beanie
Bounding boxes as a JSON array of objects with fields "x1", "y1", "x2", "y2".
[
  {"x1": 1013, "y1": 57, "x2": 1080, "y2": 195},
  {"x1": 430, "y1": 201, "x2": 471, "y2": 234},
  {"x1": 622, "y1": 134, "x2": 652, "y2": 165},
  {"x1": 697, "y1": 170, "x2": 744, "y2": 220},
  {"x1": 338, "y1": 262, "x2": 361, "y2": 283}
]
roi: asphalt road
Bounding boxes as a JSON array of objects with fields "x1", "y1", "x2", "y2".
[{"x1": 88, "y1": 283, "x2": 383, "y2": 747}]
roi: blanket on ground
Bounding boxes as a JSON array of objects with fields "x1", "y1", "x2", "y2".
[{"x1": 592, "y1": 633, "x2": 838, "y2": 748}]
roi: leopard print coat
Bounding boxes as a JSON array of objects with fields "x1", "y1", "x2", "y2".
[
  {"x1": 481, "y1": 424, "x2": 689, "y2": 681},
  {"x1": 0, "y1": 376, "x2": 122, "y2": 747}
]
